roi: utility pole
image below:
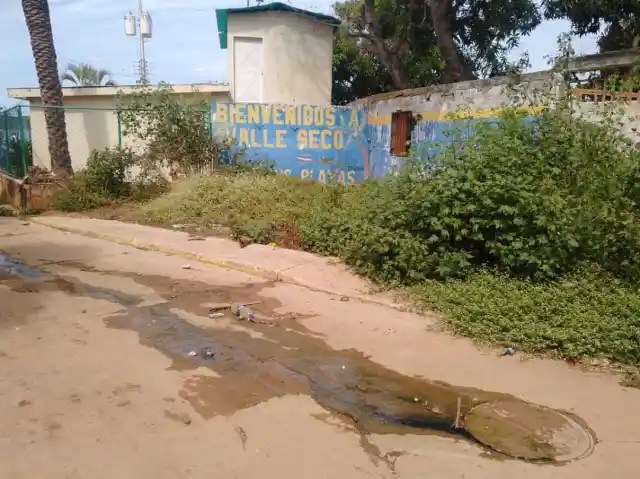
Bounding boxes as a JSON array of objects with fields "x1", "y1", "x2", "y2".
[
  {"x1": 137, "y1": 0, "x2": 147, "y2": 84},
  {"x1": 125, "y1": 1, "x2": 152, "y2": 84}
]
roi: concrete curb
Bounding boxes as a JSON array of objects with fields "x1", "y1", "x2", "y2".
[{"x1": 31, "y1": 217, "x2": 402, "y2": 310}]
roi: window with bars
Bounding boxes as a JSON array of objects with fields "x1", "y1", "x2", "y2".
[{"x1": 390, "y1": 111, "x2": 413, "y2": 157}]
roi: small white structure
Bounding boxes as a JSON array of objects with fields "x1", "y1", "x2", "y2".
[{"x1": 216, "y1": 2, "x2": 339, "y2": 105}]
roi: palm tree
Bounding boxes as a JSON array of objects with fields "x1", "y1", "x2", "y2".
[
  {"x1": 62, "y1": 63, "x2": 116, "y2": 87},
  {"x1": 21, "y1": 0, "x2": 72, "y2": 177}
]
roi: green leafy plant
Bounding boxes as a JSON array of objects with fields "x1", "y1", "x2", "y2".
[
  {"x1": 53, "y1": 146, "x2": 167, "y2": 211},
  {"x1": 408, "y1": 266, "x2": 640, "y2": 365},
  {"x1": 117, "y1": 84, "x2": 233, "y2": 177}
]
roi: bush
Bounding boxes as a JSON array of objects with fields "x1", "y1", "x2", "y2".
[
  {"x1": 118, "y1": 84, "x2": 232, "y2": 177},
  {"x1": 300, "y1": 107, "x2": 640, "y2": 284},
  {"x1": 53, "y1": 147, "x2": 167, "y2": 211}
]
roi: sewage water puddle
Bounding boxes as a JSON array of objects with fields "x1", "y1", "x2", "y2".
[{"x1": 0, "y1": 255, "x2": 596, "y2": 463}]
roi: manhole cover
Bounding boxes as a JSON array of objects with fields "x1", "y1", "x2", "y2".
[{"x1": 465, "y1": 400, "x2": 595, "y2": 462}]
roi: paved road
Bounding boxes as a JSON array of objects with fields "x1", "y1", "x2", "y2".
[{"x1": 0, "y1": 218, "x2": 638, "y2": 478}]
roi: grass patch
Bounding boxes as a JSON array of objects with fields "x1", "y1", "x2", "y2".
[
  {"x1": 408, "y1": 268, "x2": 640, "y2": 365},
  {"x1": 139, "y1": 172, "x2": 325, "y2": 247}
]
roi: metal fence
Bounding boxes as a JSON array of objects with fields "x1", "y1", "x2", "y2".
[{"x1": 0, "y1": 105, "x2": 31, "y2": 178}]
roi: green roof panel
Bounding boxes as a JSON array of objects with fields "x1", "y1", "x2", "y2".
[{"x1": 215, "y1": 2, "x2": 340, "y2": 50}]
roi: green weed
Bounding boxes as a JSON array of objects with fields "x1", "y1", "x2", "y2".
[{"x1": 408, "y1": 267, "x2": 640, "y2": 365}]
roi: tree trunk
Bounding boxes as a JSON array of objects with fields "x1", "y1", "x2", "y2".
[
  {"x1": 361, "y1": 0, "x2": 410, "y2": 89},
  {"x1": 430, "y1": 0, "x2": 476, "y2": 83},
  {"x1": 21, "y1": 0, "x2": 73, "y2": 177}
]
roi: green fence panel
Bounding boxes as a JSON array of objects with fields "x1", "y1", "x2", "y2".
[{"x1": 0, "y1": 106, "x2": 32, "y2": 178}]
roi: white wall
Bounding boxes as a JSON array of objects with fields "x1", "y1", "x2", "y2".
[
  {"x1": 227, "y1": 11, "x2": 334, "y2": 106},
  {"x1": 28, "y1": 91, "x2": 230, "y2": 171}
]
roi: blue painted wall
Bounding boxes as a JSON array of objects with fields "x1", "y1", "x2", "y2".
[
  {"x1": 212, "y1": 102, "x2": 369, "y2": 184},
  {"x1": 211, "y1": 101, "x2": 517, "y2": 182},
  {"x1": 367, "y1": 118, "x2": 471, "y2": 178}
]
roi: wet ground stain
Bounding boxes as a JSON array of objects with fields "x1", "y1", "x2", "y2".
[{"x1": 0, "y1": 253, "x2": 597, "y2": 464}]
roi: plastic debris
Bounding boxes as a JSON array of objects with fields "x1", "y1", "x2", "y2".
[
  {"x1": 231, "y1": 303, "x2": 256, "y2": 321},
  {"x1": 500, "y1": 347, "x2": 516, "y2": 356},
  {"x1": 237, "y1": 235, "x2": 252, "y2": 248},
  {"x1": 187, "y1": 351, "x2": 197, "y2": 357},
  {"x1": 340, "y1": 296, "x2": 350, "y2": 302},
  {"x1": 209, "y1": 312, "x2": 225, "y2": 319},
  {"x1": 201, "y1": 348, "x2": 215, "y2": 359},
  {"x1": 181, "y1": 264, "x2": 192, "y2": 270},
  {"x1": 202, "y1": 301, "x2": 261, "y2": 311}
]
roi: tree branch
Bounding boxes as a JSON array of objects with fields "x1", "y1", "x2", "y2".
[{"x1": 347, "y1": 30, "x2": 373, "y2": 41}]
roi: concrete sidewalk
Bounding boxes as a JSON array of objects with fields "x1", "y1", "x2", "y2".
[{"x1": 31, "y1": 216, "x2": 399, "y2": 307}]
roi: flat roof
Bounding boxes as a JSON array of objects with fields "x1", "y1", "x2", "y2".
[
  {"x1": 7, "y1": 82, "x2": 229, "y2": 100},
  {"x1": 216, "y1": 1, "x2": 340, "y2": 49}
]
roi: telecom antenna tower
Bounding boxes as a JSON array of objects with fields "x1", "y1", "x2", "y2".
[{"x1": 124, "y1": 0, "x2": 152, "y2": 84}]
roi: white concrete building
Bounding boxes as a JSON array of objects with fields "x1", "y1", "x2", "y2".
[{"x1": 217, "y1": 2, "x2": 338, "y2": 105}]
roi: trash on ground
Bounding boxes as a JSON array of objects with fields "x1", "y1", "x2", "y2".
[
  {"x1": 201, "y1": 301, "x2": 261, "y2": 311},
  {"x1": 181, "y1": 264, "x2": 192, "y2": 270},
  {"x1": 201, "y1": 348, "x2": 215, "y2": 359},
  {"x1": 237, "y1": 235, "x2": 253, "y2": 248},
  {"x1": 500, "y1": 347, "x2": 516, "y2": 356},
  {"x1": 231, "y1": 303, "x2": 256, "y2": 321},
  {"x1": 188, "y1": 236, "x2": 205, "y2": 241},
  {"x1": 187, "y1": 351, "x2": 197, "y2": 357},
  {"x1": 230, "y1": 303, "x2": 274, "y2": 325},
  {"x1": 208, "y1": 312, "x2": 225, "y2": 319},
  {"x1": 340, "y1": 296, "x2": 350, "y2": 302}
]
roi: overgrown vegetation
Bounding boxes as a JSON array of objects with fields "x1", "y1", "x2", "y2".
[
  {"x1": 53, "y1": 147, "x2": 167, "y2": 211},
  {"x1": 54, "y1": 84, "x2": 236, "y2": 211},
  {"x1": 51, "y1": 74, "x2": 640, "y2": 366},
  {"x1": 408, "y1": 268, "x2": 640, "y2": 365},
  {"x1": 138, "y1": 98, "x2": 640, "y2": 366},
  {"x1": 117, "y1": 84, "x2": 234, "y2": 178},
  {"x1": 139, "y1": 172, "x2": 321, "y2": 247},
  {"x1": 304, "y1": 108, "x2": 640, "y2": 284}
]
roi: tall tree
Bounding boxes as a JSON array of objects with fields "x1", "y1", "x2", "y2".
[
  {"x1": 338, "y1": 0, "x2": 540, "y2": 89},
  {"x1": 61, "y1": 63, "x2": 116, "y2": 87},
  {"x1": 543, "y1": 0, "x2": 640, "y2": 51},
  {"x1": 21, "y1": 0, "x2": 72, "y2": 177},
  {"x1": 332, "y1": 26, "x2": 394, "y2": 104}
]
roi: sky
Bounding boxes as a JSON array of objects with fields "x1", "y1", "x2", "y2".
[{"x1": 0, "y1": 0, "x2": 599, "y2": 107}]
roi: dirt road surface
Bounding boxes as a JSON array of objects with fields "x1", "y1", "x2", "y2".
[{"x1": 1, "y1": 217, "x2": 638, "y2": 478}]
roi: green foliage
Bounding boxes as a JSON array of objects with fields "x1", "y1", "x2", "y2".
[
  {"x1": 331, "y1": 0, "x2": 538, "y2": 97},
  {"x1": 408, "y1": 267, "x2": 640, "y2": 365},
  {"x1": 543, "y1": 0, "x2": 640, "y2": 51},
  {"x1": 332, "y1": 26, "x2": 393, "y2": 105},
  {"x1": 82, "y1": 147, "x2": 136, "y2": 198},
  {"x1": 300, "y1": 107, "x2": 640, "y2": 284},
  {"x1": 61, "y1": 63, "x2": 115, "y2": 86},
  {"x1": 128, "y1": 81, "x2": 640, "y2": 365},
  {"x1": 0, "y1": 204, "x2": 18, "y2": 217},
  {"x1": 53, "y1": 147, "x2": 167, "y2": 211},
  {"x1": 140, "y1": 173, "x2": 323, "y2": 246},
  {"x1": 117, "y1": 84, "x2": 231, "y2": 177}
]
